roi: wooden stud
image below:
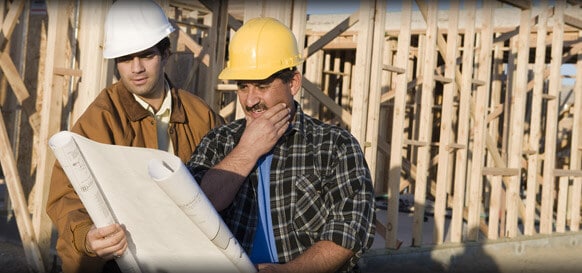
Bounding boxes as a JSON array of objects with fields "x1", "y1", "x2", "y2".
[
  {"x1": 364, "y1": 0, "x2": 387, "y2": 185},
  {"x1": 411, "y1": 0, "x2": 438, "y2": 247},
  {"x1": 524, "y1": 0, "x2": 549, "y2": 236},
  {"x1": 350, "y1": 0, "x2": 374, "y2": 144},
  {"x1": 386, "y1": 0, "x2": 412, "y2": 250},
  {"x1": 434, "y1": 0, "x2": 460, "y2": 245},
  {"x1": 540, "y1": 0, "x2": 565, "y2": 235},
  {"x1": 73, "y1": 1, "x2": 110, "y2": 121},
  {"x1": 471, "y1": 1, "x2": 495, "y2": 240},
  {"x1": 505, "y1": 6, "x2": 532, "y2": 238},
  {"x1": 568, "y1": 30, "x2": 582, "y2": 232}
]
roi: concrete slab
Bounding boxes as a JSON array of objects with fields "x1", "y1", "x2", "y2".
[
  {"x1": 363, "y1": 205, "x2": 582, "y2": 273},
  {"x1": 360, "y1": 231, "x2": 582, "y2": 273}
]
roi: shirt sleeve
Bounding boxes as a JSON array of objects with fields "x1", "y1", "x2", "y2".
[{"x1": 319, "y1": 132, "x2": 376, "y2": 256}]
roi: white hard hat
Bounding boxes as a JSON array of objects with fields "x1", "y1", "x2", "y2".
[{"x1": 103, "y1": 0, "x2": 175, "y2": 59}]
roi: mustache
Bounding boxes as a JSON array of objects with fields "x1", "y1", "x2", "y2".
[{"x1": 245, "y1": 103, "x2": 268, "y2": 112}]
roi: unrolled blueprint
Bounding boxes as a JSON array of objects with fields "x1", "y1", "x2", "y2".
[{"x1": 49, "y1": 131, "x2": 256, "y2": 273}]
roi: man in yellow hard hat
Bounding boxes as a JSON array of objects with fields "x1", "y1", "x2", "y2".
[
  {"x1": 46, "y1": 1, "x2": 223, "y2": 272},
  {"x1": 187, "y1": 17, "x2": 375, "y2": 272}
]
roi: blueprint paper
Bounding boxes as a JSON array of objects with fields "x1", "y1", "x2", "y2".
[
  {"x1": 49, "y1": 131, "x2": 255, "y2": 273},
  {"x1": 148, "y1": 157, "x2": 256, "y2": 272}
]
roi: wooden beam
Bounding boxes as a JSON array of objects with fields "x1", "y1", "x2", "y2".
[
  {"x1": 498, "y1": 0, "x2": 532, "y2": 10},
  {"x1": 303, "y1": 12, "x2": 359, "y2": 58},
  {"x1": 482, "y1": 167, "x2": 520, "y2": 176},
  {"x1": 540, "y1": 1, "x2": 565, "y2": 235},
  {"x1": 177, "y1": 29, "x2": 210, "y2": 66},
  {"x1": 565, "y1": 12, "x2": 582, "y2": 30},
  {"x1": 0, "y1": 0, "x2": 24, "y2": 50},
  {"x1": 53, "y1": 67, "x2": 83, "y2": 77},
  {"x1": 31, "y1": 1, "x2": 74, "y2": 270},
  {"x1": 73, "y1": 0, "x2": 110, "y2": 121},
  {"x1": 0, "y1": 51, "x2": 38, "y2": 133},
  {"x1": 524, "y1": 0, "x2": 550, "y2": 236},
  {"x1": 554, "y1": 169, "x2": 582, "y2": 177},
  {"x1": 0, "y1": 110, "x2": 44, "y2": 272},
  {"x1": 505, "y1": 7, "x2": 532, "y2": 238},
  {"x1": 350, "y1": 1, "x2": 374, "y2": 143},
  {"x1": 410, "y1": 0, "x2": 438, "y2": 247},
  {"x1": 363, "y1": 0, "x2": 387, "y2": 193},
  {"x1": 386, "y1": 0, "x2": 413, "y2": 250},
  {"x1": 382, "y1": 64, "x2": 405, "y2": 74},
  {"x1": 302, "y1": 78, "x2": 351, "y2": 124},
  {"x1": 568, "y1": 30, "x2": 582, "y2": 232}
]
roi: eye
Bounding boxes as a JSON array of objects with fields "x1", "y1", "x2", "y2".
[
  {"x1": 139, "y1": 52, "x2": 158, "y2": 59},
  {"x1": 116, "y1": 55, "x2": 133, "y2": 63},
  {"x1": 257, "y1": 84, "x2": 271, "y2": 90},
  {"x1": 237, "y1": 83, "x2": 249, "y2": 92}
]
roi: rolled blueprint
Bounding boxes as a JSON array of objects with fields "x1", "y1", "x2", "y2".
[
  {"x1": 148, "y1": 157, "x2": 257, "y2": 273},
  {"x1": 49, "y1": 131, "x2": 250, "y2": 272},
  {"x1": 49, "y1": 131, "x2": 142, "y2": 273}
]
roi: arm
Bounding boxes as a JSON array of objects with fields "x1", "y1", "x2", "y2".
[
  {"x1": 45, "y1": 101, "x2": 132, "y2": 265},
  {"x1": 46, "y1": 162, "x2": 95, "y2": 255},
  {"x1": 256, "y1": 241, "x2": 353, "y2": 273},
  {"x1": 199, "y1": 103, "x2": 291, "y2": 211}
]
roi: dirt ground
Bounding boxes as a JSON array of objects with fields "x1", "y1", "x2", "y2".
[
  {"x1": 0, "y1": 241, "x2": 29, "y2": 273},
  {"x1": 0, "y1": 215, "x2": 33, "y2": 273},
  {"x1": 4, "y1": 206, "x2": 582, "y2": 273}
]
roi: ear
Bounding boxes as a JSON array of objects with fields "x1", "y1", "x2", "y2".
[
  {"x1": 290, "y1": 71, "x2": 302, "y2": 96},
  {"x1": 160, "y1": 48, "x2": 171, "y2": 63}
]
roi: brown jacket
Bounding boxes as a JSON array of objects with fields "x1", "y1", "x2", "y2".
[{"x1": 46, "y1": 81, "x2": 223, "y2": 273}]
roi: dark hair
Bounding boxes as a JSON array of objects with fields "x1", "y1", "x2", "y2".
[
  {"x1": 270, "y1": 67, "x2": 297, "y2": 83},
  {"x1": 155, "y1": 37, "x2": 171, "y2": 56},
  {"x1": 237, "y1": 67, "x2": 297, "y2": 86}
]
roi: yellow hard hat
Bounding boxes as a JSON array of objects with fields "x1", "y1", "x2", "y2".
[
  {"x1": 103, "y1": 0, "x2": 175, "y2": 59},
  {"x1": 219, "y1": 17, "x2": 304, "y2": 80}
]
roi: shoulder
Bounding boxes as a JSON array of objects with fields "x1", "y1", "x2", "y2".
[
  {"x1": 175, "y1": 89, "x2": 212, "y2": 110},
  {"x1": 75, "y1": 85, "x2": 119, "y2": 121},
  {"x1": 304, "y1": 115, "x2": 358, "y2": 144},
  {"x1": 173, "y1": 88, "x2": 224, "y2": 126}
]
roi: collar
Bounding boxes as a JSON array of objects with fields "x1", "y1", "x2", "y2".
[
  {"x1": 133, "y1": 86, "x2": 171, "y2": 116},
  {"x1": 116, "y1": 78, "x2": 186, "y2": 123},
  {"x1": 286, "y1": 101, "x2": 306, "y2": 139}
]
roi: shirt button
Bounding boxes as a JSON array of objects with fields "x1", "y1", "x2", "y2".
[{"x1": 169, "y1": 128, "x2": 175, "y2": 134}]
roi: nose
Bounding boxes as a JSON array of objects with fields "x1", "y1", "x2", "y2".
[
  {"x1": 130, "y1": 57, "x2": 145, "y2": 73},
  {"x1": 244, "y1": 86, "x2": 261, "y2": 107}
]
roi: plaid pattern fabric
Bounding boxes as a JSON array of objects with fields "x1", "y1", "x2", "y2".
[{"x1": 187, "y1": 103, "x2": 376, "y2": 271}]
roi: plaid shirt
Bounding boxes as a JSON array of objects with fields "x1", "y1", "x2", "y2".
[{"x1": 187, "y1": 103, "x2": 376, "y2": 272}]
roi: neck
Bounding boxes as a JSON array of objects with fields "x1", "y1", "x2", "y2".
[{"x1": 139, "y1": 81, "x2": 167, "y2": 112}]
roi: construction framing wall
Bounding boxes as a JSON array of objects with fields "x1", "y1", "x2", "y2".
[{"x1": 0, "y1": 0, "x2": 580, "y2": 272}]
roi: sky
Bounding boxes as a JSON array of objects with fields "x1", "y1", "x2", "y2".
[{"x1": 306, "y1": 0, "x2": 577, "y2": 88}]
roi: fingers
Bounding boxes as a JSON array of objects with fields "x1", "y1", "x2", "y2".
[
  {"x1": 107, "y1": 240, "x2": 128, "y2": 260},
  {"x1": 258, "y1": 103, "x2": 290, "y2": 130},
  {"x1": 239, "y1": 103, "x2": 291, "y2": 158},
  {"x1": 86, "y1": 223, "x2": 128, "y2": 260}
]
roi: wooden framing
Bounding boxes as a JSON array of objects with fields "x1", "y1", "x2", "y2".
[
  {"x1": 384, "y1": 0, "x2": 413, "y2": 249},
  {"x1": 0, "y1": 0, "x2": 581, "y2": 271}
]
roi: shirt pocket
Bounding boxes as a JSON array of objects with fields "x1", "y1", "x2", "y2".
[{"x1": 292, "y1": 173, "x2": 328, "y2": 242}]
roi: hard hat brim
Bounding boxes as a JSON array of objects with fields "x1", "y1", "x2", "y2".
[{"x1": 218, "y1": 59, "x2": 304, "y2": 81}]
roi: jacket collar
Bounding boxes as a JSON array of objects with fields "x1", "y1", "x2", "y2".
[{"x1": 115, "y1": 78, "x2": 186, "y2": 123}]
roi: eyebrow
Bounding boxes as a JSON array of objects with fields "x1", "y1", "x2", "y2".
[
  {"x1": 237, "y1": 78, "x2": 275, "y2": 86},
  {"x1": 116, "y1": 49, "x2": 160, "y2": 62}
]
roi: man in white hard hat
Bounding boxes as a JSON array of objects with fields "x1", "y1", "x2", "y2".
[
  {"x1": 187, "y1": 17, "x2": 375, "y2": 272},
  {"x1": 46, "y1": 1, "x2": 223, "y2": 272}
]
